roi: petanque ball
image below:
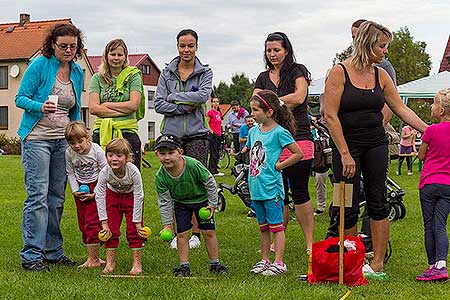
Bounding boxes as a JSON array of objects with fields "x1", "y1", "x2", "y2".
[
  {"x1": 199, "y1": 207, "x2": 211, "y2": 220},
  {"x1": 98, "y1": 229, "x2": 111, "y2": 242},
  {"x1": 160, "y1": 229, "x2": 174, "y2": 242},
  {"x1": 141, "y1": 226, "x2": 152, "y2": 238},
  {"x1": 79, "y1": 184, "x2": 90, "y2": 193}
]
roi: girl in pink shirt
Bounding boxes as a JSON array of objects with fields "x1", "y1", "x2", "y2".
[
  {"x1": 397, "y1": 125, "x2": 417, "y2": 175},
  {"x1": 206, "y1": 97, "x2": 223, "y2": 175},
  {"x1": 416, "y1": 88, "x2": 450, "y2": 281}
]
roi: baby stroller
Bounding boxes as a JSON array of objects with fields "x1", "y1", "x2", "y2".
[{"x1": 216, "y1": 164, "x2": 252, "y2": 213}]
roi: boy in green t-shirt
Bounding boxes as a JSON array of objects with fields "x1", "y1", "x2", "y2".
[{"x1": 155, "y1": 134, "x2": 228, "y2": 277}]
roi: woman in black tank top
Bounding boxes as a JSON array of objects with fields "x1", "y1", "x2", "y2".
[{"x1": 324, "y1": 21, "x2": 428, "y2": 275}]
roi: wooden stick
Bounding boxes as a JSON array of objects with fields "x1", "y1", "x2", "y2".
[{"x1": 339, "y1": 181, "x2": 345, "y2": 285}]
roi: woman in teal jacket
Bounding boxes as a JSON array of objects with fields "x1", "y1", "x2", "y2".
[{"x1": 15, "y1": 23, "x2": 84, "y2": 272}]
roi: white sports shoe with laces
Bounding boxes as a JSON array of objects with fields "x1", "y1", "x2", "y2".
[
  {"x1": 189, "y1": 235, "x2": 201, "y2": 249},
  {"x1": 250, "y1": 260, "x2": 271, "y2": 274},
  {"x1": 169, "y1": 236, "x2": 178, "y2": 250},
  {"x1": 262, "y1": 262, "x2": 287, "y2": 276}
]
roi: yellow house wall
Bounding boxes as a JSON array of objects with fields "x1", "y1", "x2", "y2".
[{"x1": 0, "y1": 55, "x2": 94, "y2": 139}]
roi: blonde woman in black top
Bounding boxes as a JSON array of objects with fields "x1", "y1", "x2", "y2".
[{"x1": 324, "y1": 21, "x2": 427, "y2": 277}]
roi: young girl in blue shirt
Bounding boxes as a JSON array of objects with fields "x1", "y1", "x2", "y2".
[{"x1": 242, "y1": 90, "x2": 303, "y2": 275}]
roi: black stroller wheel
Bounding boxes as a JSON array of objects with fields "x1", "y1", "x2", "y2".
[
  {"x1": 216, "y1": 192, "x2": 226, "y2": 212},
  {"x1": 218, "y1": 147, "x2": 230, "y2": 169},
  {"x1": 388, "y1": 204, "x2": 399, "y2": 221},
  {"x1": 397, "y1": 202, "x2": 406, "y2": 219}
]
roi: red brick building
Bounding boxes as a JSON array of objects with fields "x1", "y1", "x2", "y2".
[
  {"x1": 0, "y1": 14, "x2": 94, "y2": 138},
  {"x1": 88, "y1": 54, "x2": 160, "y2": 86},
  {"x1": 439, "y1": 36, "x2": 450, "y2": 72},
  {"x1": 88, "y1": 54, "x2": 162, "y2": 142}
]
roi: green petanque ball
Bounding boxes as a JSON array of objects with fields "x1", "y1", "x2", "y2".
[
  {"x1": 160, "y1": 229, "x2": 174, "y2": 242},
  {"x1": 199, "y1": 207, "x2": 211, "y2": 220}
]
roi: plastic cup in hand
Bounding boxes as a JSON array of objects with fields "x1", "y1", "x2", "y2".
[{"x1": 48, "y1": 95, "x2": 59, "y2": 106}]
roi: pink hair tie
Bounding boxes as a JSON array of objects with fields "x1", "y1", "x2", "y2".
[{"x1": 254, "y1": 93, "x2": 271, "y2": 110}]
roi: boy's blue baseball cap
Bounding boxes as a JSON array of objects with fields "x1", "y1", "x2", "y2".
[{"x1": 155, "y1": 134, "x2": 181, "y2": 150}]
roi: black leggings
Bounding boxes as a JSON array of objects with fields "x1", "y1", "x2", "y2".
[
  {"x1": 330, "y1": 144, "x2": 389, "y2": 229},
  {"x1": 208, "y1": 133, "x2": 221, "y2": 174},
  {"x1": 283, "y1": 159, "x2": 313, "y2": 205},
  {"x1": 92, "y1": 131, "x2": 142, "y2": 171}
]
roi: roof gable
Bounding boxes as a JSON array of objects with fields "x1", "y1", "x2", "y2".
[
  {"x1": 88, "y1": 53, "x2": 161, "y2": 73},
  {"x1": 219, "y1": 104, "x2": 231, "y2": 115},
  {"x1": 439, "y1": 36, "x2": 450, "y2": 72},
  {"x1": 0, "y1": 18, "x2": 71, "y2": 60}
]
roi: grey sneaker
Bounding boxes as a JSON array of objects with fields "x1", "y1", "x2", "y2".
[
  {"x1": 173, "y1": 265, "x2": 191, "y2": 277},
  {"x1": 209, "y1": 264, "x2": 228, "y2": 275},
  {"x1": 22, "y1": 261, "x2": 49, "y2": 272}
]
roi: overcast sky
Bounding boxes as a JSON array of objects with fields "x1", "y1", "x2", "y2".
[{"x1": 2, "y1": 1, "x2": 449, "y2": 85}]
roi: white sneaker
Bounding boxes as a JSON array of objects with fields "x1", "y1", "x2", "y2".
[
  {"x1": 262, "y1": 262, "x2": 287, "y2": 276},
  {"x1": 189, "y1": 235, "x2": 201, "y2": 249},
  {"x1": 250, "y1": 260, "x2": 271, "y2": 274},
  {"x1": 169, "y1": 236, "x2": 178, "y2": 250}
]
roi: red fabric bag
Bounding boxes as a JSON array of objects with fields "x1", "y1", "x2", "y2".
[{"x1": 308, "y1": 235, "x2": 368, "y2": 286}]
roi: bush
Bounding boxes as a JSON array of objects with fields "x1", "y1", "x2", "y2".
[
  {"x1": 145, "y1": 139, "x2": 156, "y2": 151},
  {"x1": 0, "y1": 134, "x2": 21, "y2": 155}
]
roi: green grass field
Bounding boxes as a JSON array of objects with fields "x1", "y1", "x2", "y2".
[{"x1": 0, "y1": 154, "x2": 448, "y2": 299}]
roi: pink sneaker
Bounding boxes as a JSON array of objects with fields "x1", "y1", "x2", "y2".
[{"x1": 416, "y1": 266, "x2": 448, "y2": 281}]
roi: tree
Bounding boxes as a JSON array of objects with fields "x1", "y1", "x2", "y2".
[
  {"x1": 333, "y1": 45, "x2": 352, "y2": 65},
  {"x1": 390, "y1": 98, "x2": 436, "y2": 131},
  {"x1": 213, "y1": 73, "x2": 254, "y2": 110},
  {"x1": 386, "y1": 27, "x2": 431, "y2": 85}
]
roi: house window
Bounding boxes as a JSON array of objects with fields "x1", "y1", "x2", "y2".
[
  {"x1": 141, "y1": 65, "x2": 151, "y2": 75},
  {"x1": 148, "y1": 122, "x2": 155, "y2": 140},
  {"x1": 0, "y1": 106, "x2": 8, "y2": 130},
  {"x1": 0, "y1": 66, "x2": 7, "y2": 89},
  {"x1": 148, "y1": 91, "x2": 155, "y2": 109},
  {"x1": 82, "y1": 69, "x2": 86, "y2": 91},
  {"x1": 81, "y1": 107, "x2": 89, "y2": 128}
]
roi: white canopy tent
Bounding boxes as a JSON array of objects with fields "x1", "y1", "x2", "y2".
[
  {"x1": 308, "y1": 71, "x2": 450, "y2": 102},
  {"x1": 398, "y1": 71, "x2": 450, "y2": 103},
  {"x1": 309, "y1": 77, "x2": 325, "y2": 97}
]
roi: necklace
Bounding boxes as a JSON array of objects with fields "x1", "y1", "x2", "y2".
[{"x1": 362, "y1": 68, "x2": 375, "y2": 92}]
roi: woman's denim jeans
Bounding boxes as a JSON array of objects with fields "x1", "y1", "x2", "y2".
[{"x1": 20, "y1": 139, "x2": 68, "y2": 263}]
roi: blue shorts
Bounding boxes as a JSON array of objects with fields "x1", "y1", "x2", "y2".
[
  {"x1": 252, "y1": 199, "x2": 285, "y2": 232},
  {"x1": 174, "y1": 201, "x2": 216, "y2": 233}
]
